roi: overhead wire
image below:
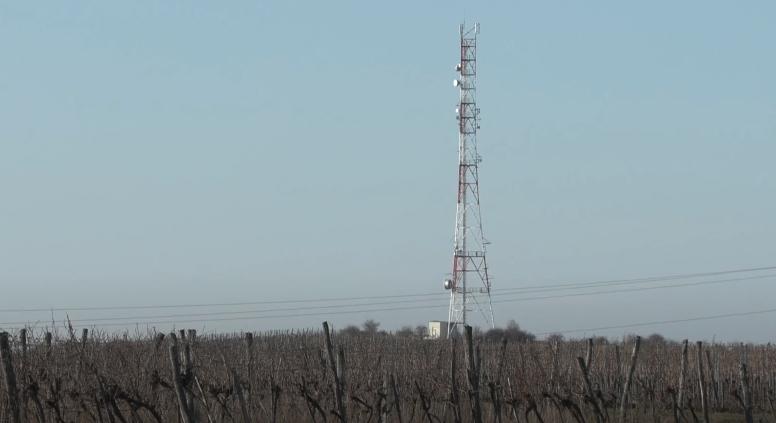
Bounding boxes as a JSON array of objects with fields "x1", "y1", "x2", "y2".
[
  {"x1": 0, "y1": 264, "x2": 774, "y2": 314},
  {"x1": 491, "y1": 273, "x2": 776, "y2": 303},
  {"x1": 493, "y1": 265, "x2": 776, "y2": 292},
  {"x1": 3, "y1": 271, "x2": 775, "y2": 328},
  {"x1": 533, "y1": 307, "x2": 776, "y2": 336},
  {"x1": 9, "y1": 305, "x2": 776, "y2": 336}
]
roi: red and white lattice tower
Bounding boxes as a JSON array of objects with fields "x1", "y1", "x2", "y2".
[{"x1": 443, "y1": 23, "x2": 495, "y2": 337}]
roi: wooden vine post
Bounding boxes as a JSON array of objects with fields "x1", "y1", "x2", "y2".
[
  {"x1": 677, "y1": 339, "x2": 688, "y2": 408},
  {"x1": 577, "y1": 356, "x2": 604, "y2": 423},
  {"x1": 0, "y1": 332, "x2": 20, "y2": 423},
  {"x1": 450, "y1": 337, "x2": 462, "y2": 423},
  {"x1": 740, "y1": 358, "x2": 753, "y2": 423},
  {"x1": 696, "y1": 341, "x2": 710, "y2": 423},
  {"x1": 323, "y1": 321, "x2": 348, "y2": 423},
  {"x1": 619, "y1": 336, "x2": 641, "y2": 423},
  {"x1": 464, "y1": 325, "x2": 483, "y2": 423},
  {"x1": 168, "y1": 333, "x2": 194, "y2": 423}
]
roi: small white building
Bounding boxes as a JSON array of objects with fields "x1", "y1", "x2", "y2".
[{"x1": 427, "y1": 321, "x2": 449, "y2": 339}]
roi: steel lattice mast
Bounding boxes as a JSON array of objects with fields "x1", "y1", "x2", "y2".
[{"x1": 444, "y1": 23, "x2": 495, "y2": 337}]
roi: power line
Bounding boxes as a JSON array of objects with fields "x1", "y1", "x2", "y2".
[
  {"x1": 492, "y1": 273, "x2": 776, "y2": 302},
  {"x1": 0, "y1": 265, "x2": 773, "y2": 314},
  {"x1": 3, "y1": 273, "x2": 774, "y2": 326},
  {"x1": 533, "y1": 307, "x2": 776, "y2": 336},
  {"x1": 9, "y1": 304, "x2": 776, "y2": 339},
  {"x1": 494, "y1": 265, "x2": 776, "y2": 292},
  {"x1": 0, "y1": 303, "x2": 450, "y2": 329},
  {"x1": 3, "y1": 272, "x2": 774, "y2": 328}
]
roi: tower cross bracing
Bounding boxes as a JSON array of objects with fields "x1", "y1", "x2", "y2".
[{"x1": 444, "y1": 23, "x2": 495, "y2": 337}]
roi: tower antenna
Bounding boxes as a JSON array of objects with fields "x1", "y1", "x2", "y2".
[{"x1": 444, "y1": 22, "x2": 495, "y2": 337}]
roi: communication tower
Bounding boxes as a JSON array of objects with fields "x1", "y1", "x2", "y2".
[{"x1": 443, "y1": 23, "x2": 495, "y2": 337}]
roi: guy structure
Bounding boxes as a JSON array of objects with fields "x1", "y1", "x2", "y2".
[{"x1": 444, "y1": 23, "x2": 495, "y2": 337}]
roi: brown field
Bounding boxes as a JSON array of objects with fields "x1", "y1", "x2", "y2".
[{"x1": 0, "y1": 324, "x2": 768, "y2": 422}]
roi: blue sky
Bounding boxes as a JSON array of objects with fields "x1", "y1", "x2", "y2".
[{"x1": 1, "y1": 2, "x2": 775, "y2": 341}]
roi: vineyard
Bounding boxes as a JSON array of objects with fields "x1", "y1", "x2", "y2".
[{"x1": 0, "y1": 323, "x2": 769, "y2": 422}]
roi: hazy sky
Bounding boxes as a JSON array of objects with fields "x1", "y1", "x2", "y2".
[{"x1": 1, "y1": 2, "x2": 775, "y2": 342}]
